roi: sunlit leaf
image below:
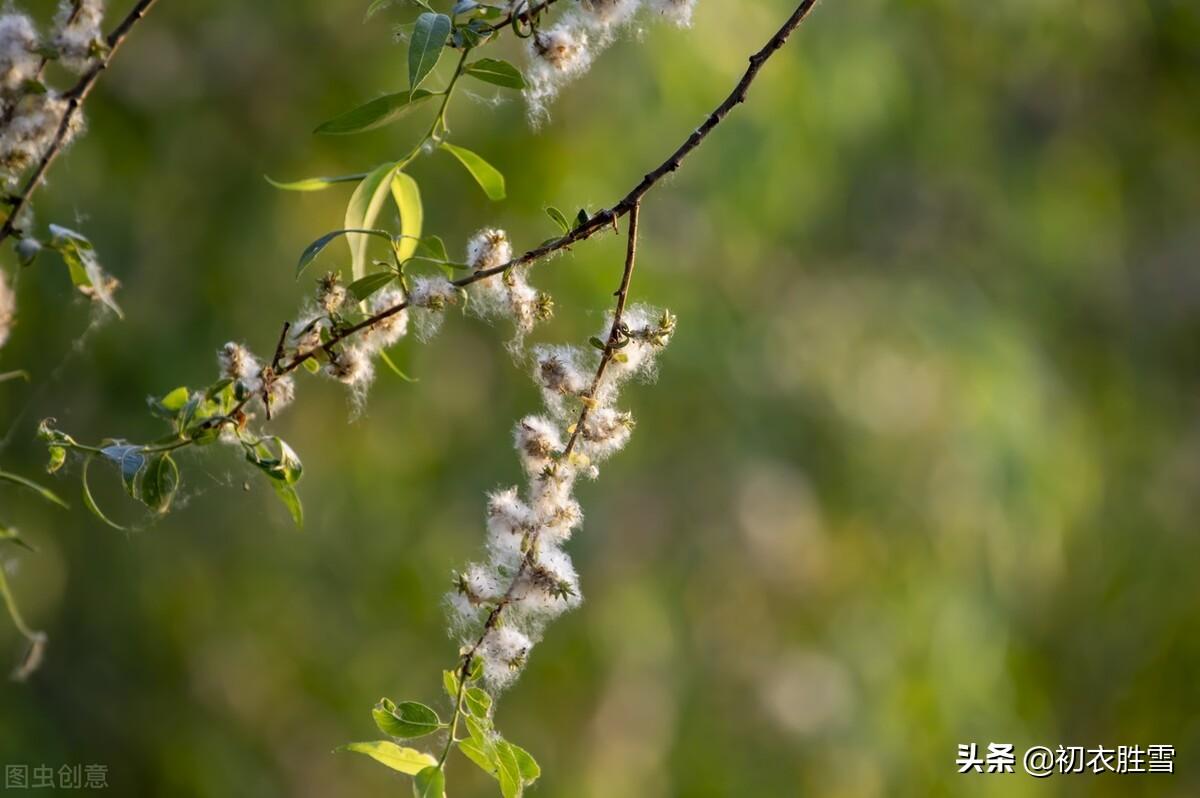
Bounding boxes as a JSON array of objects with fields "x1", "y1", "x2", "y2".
[
  {"x1": 464, "y1": 58, "x2": 526, "y2": 89},
  {"x1": 373, "y1": 699, "x2": 442, "y2": 739},
  {"x1": 346, "y1": 162, "x2": 399, "y2": 279},
  {"x1": 140, "y1": 453, "x2": 179, "y2": 514},
  {"x1": 314, "y1": 90, "x2": 436, "y2": 135},
  {"x1": 265, "y1": 172, "x2": 368, "y2": 192},
  {"x1": 339, "y1": 741, "x2": 437, "y2": 775},
  {"x1": 413, "y1": 765, "x2": 445, "y2": 798},
  {"x1": 297, "y1": 227, "x2": 391, "y2": 278},
  {"x1": 439, "y1": 142, "x2": 505, "y2": 201},
  {"x1": 408, "y1": 13, "x2": 451, "y2": 91},
  {"x1": 81, "y1": 456, "x2": 129, "y2": 531},
  {"x1": 391, "y1": 172, "x2": 423, "y2": 264}
]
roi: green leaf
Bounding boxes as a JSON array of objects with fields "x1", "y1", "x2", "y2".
[
  {"x1": 159, "y1": 386, "x2": 190, "y2": 412},
  {"x1": 139, "y1": 453, "x2": 179, "y2": 514},
  {"x1": 364, "y1": 0, "x2": 394, "y2": 20},
  {"x1": 413, "y1": 766, "x2": 445, "y2": 798},
  {"x1": 464, "y1": 687, "x2": 492, "y2": 718},
  {"x1": 415, "y1": 235, "x2": 448, "y2": 263},
  {"x1": 508, "y1": 743, "x2": 540, "y2": 783},
  {"x1": 439, "y1": 142, "x2": 505, "y2": 201},
  {"x1": 81, "y1": 456, "x2": 129, "y2": 531},
  {"x1": 297, "y1": 227, "x2": 391, "y2": 278},
  {"x1": 575, "y1": 208, "x2": 589, "y2": 229},
  {"x1": 457, "y1": 737, "x2": 495, "y2": 776},
  {"x1": 346, "y1": 162, "x2": 399, "y2": 279},
  {"x1": 495, "y1": 741, "x2": 523, "y2": 798},
  {"x1": 339, "y1": 742, "x2": 437, "y2": 776},
  {"x1": 348, "y1": 271, "x2": 397, "y2": 302},
  {"x1": 0, "y1": 470, "x2": 68, "y2": 509},
  {"x1": 373, "y1": 700, "x2": 442, "y2": 739},
  {"x1": 408, "y1": 13, "x2": 451, "y2": 91},
  {"x1": 271, "y1": 481, "x2": 304, "y2": 528},
  {"x1": 391, "y1": 172, "x2": 423, "y2": 264},
  {"x1": 463, "y1": 58, "x2": 526, "y2": 89},
  {"x1": 265, "y1": 172, "x2": 368, "y2": 192},
  {"x1": 443, "y1": 669, "x2": 460, "y2": 700},
  {"x1": 47, "y1": 225, "x2": 123, "y2": 319},
  {"x1": 378, "y1": 349, "x2": 418, "y2": 382},
  {"x1": 314, "y1": 90, "x2": 436, "y2": 135},
  {"x1": 545, "y1": 206, "x2": 570, "y2": 234}
]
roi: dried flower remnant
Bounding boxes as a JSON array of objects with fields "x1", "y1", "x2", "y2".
[
  {"x1": 52, "y1": 0, "x2": 106, "y2": 73},
  {"x1": 466, "y1": 228, "x2": 552, "y2": 348}
]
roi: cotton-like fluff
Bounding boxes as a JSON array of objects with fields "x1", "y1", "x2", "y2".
[
  {"x1": 0, "y1": 14, "x2": 39, "y2": 95},
  {"x1": 263, "y1": 373, "x2": 295, "y2": 414},
  {"x1": 578, "y1": 0, "x2": 642, "y2": 34},
  {"x1": 317, "y1": 272, "x2": 347, "y2": 315},
  {"x1": 510, "y1": 543, "x2": 582, "y2": 618},
  {"x1": 288, "y1": 309, "x2": 329, "y2": 353},
  {"x1": 478, "y1": 626, "x2": 532, "y2": 689},
  {"x1": 52, "y1": 0, "x2": 105, "y2": 73},
  {"x1": 532, "y1": 344, "x2": 593, "y2": 418},
  {"x1": 524, "y1": 22, "x2": 592, "y2": 123},
  {"x1": 513, "y1": 414, "x2": 564, "y2": 476},
  {"x1": 577, "y1": 405, "x2": 634, "y2": 466},
  {"x1": 324, "y1": 344, "x2": 374, "y2": 389},
  {"x1": 593, "y1": 304, "x2": 675, "y2": 406},
  {"x1": 218, "y1": 342, "x2": 262, "y2": 395},
  {"x1": 0, "y1": 93, "x2": 80, "y2": 182},
  {"x1": 407, "y1": 274, "x2": 457, "y2": 341},
  {"x1": 646, "y1": 0, "x2": 697, "y2": 27},
  {"x1": 0, "y1": 268, "x2": 14, "y2": 350},
  {"x1": 362, "y1": 287, "x2": 408, "y2": 352}
]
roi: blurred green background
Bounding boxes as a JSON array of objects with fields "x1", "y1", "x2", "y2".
[{"x1": 1, "y1": 0, "x2": 1199, "y2": 795}]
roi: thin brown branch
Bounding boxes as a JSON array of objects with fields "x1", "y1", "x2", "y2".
[
  {"x1": 455, "y1": 201, "x2": 642, "y2": 695},
  {"x1": 0, "y1": 0, "x2": 161, "y2": 246},
  {"x1": 271, "y1": 0, "x2": 819, "y2": 380}
]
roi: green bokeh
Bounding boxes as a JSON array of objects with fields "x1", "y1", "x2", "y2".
[{"x1": 1, "y1": 0, "x2": 1198, "y2": 795}]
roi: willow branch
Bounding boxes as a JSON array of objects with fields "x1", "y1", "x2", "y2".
[
  {"x1": 273, "y1": 0, "x2": 819, "y2": 377},
  {"x1": 0, "y1": 0, "x2": 161, "y2": 246}
]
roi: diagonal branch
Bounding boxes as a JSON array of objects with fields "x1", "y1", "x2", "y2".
[
  {"x1": 274, "y1": 0, "x2": 821, "y2": 378},
  {"x1": 0, "y1": 0, "x2": 161, "y2": 246}
]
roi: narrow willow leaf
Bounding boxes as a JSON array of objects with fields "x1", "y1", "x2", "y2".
[
  {"x1": 378, "y1": 350, "x2": 418, "y2": 382},
  {"x1": 346, "y1": 162, "x2": 398, "y2": 279},
  {"x1": 545, "y1": 206, "x2": 570, "y2": 234},
  {"x1": 364, "y1": 0, "x2": 395, "y2": 21},
  {"x1": 348, "y1": 271, "x2": 397, "y2": 302},
  {"x1": 413, "y1": 766, "x2": 445, "y2": 798},
  {"x1": 81, "y1": 457, "x2": 129, "y2": 531},
  {"x1": 373, "y1": 700, "x2": 442, "y2": 739},
  {"x1": 271, "y1": 481, "x2": 304, "y2": 528},
  {"x1": 265, "y1": 172, "x2": 368, "y2": 192},
  {"x1": 415, "y1": 235, "x2": 448, "y2": 263},
  {"x1": 0, "y1": 470, "x2": 68, "y2": 509},
  {"x1": 314, "y1": 90, "x2": 436, "y2": 135},
  {"x1": 390, "y1": 172, "x2": 423, "y2": 264},
  {"x1": 139, "y1": 453, "x2": 179, "y2": 514},
  {"x1": 408, "y1": 13, "x2": 451, "y2": 91},
  {"x1": 0, "y1": 370, "x2": 30, "y2": 384},
  {"x1": 297, "y1": 227, "x2": 391, "y2": 278},
  {"x1": 339, "y1": 742, "x2": 437, "y2": 775},
  {"x1": 439, "y1": 142, "x2": 505, "y2": 201},
  {"x1": 464, "y1": 58, "x2": 526, "y2": 89}
]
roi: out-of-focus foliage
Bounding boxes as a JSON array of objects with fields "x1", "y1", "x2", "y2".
[{"x1": 0, "y1": 0, "x2": 1198, "y2": 795}]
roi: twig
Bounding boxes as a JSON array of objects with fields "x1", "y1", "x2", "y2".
[
  {"x1": 0, "y1": 0, "x2": 161, "y2": 246},
  {"x1": 273, "y1": 0, "x2": 820, "y2": 378}
]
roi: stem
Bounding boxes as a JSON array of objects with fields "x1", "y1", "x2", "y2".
[
  {"x1": 0, "y1": 0, "x2": 161, "y2": 246},
  {"x1": 438, "y1": 203, "x2": 643, "y2": 772}
]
